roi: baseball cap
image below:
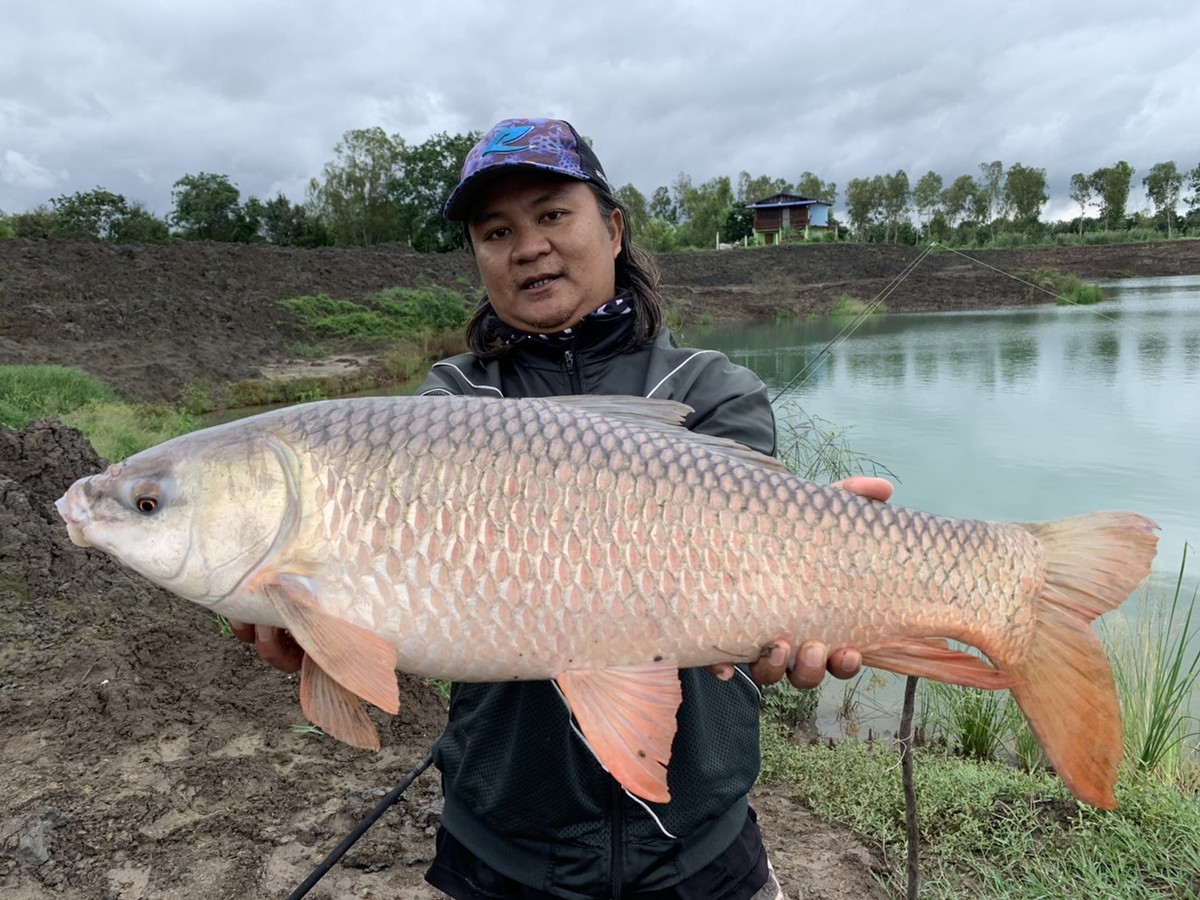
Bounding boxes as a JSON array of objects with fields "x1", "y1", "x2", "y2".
[{"x1": 443, "y1": 117, "x2": 611, "y2": 222}]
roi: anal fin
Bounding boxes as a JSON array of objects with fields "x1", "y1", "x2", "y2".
[
  {"x1": 555, "y1": 661, "x2": 682, "y2": 804},
  {"x1": 860, "y1": 637, "x2": 1014, "y2": 690}
]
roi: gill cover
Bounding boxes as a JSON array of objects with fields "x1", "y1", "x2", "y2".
[{"x1": 64, "y1": 429, "x2": 295, "y2": 604}]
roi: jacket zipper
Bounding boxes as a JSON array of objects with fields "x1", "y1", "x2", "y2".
[{"x1": 564, "y1": 347, "x2": 583, "y2": 393}]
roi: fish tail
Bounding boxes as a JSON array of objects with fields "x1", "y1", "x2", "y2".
[{"x1": 1008, "y1": 512, "x2": 1158, "y2": 809}]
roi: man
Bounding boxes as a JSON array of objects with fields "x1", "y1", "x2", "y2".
[{"x1": 236, "y1": 117, "x2": 889, "y2": 898}]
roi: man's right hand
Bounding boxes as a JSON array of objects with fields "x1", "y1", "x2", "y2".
[{"x1": 227, "y1": 621, "x2": 305, "y2": 674}]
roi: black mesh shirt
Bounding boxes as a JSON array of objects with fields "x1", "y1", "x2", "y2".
[{"x1": 416, "y1": 310, "x2": 777, "y2": 897}]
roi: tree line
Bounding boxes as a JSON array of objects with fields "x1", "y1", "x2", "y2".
[{"x1": 2, "y1": 126, "x2": 1199, "y2": 251}]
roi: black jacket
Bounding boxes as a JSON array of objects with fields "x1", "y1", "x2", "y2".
[{"x1": 415, "y1": 310, "x2": 777, "y2": 898}]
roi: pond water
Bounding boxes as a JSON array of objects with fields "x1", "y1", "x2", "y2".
[{"x1": 695, "y1": 274, "x2": 1200, "y2": 735}]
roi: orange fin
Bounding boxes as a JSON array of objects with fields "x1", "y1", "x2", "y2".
[
  {"x1": 555, "y1": 662, "x2": 682, "y2": 804},
  {"x1": 262, "y1": 575, "x2": 399, "y2": 718},
  {"x1": 861, "y1": 637, "x2": 1015, "y2": 690},
  {"x1": 1005, "y1": 512, "x2": 1158, "y2": 809},
  {"x1": 299, "y1": 654, "x2": 380, "y2": 750}
]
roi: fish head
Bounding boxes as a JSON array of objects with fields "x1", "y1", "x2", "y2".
[{"x1": 56, "y1": 431, "x2": 294, "y2": 605}]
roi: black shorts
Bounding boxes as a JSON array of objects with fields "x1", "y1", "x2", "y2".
[{"x1": 424, "y1": 806, "x2": 771, "y2": 899}]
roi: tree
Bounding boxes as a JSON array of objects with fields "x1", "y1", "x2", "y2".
[
  {"x1": 977, "y1": 160, "x2": 1004, "y2": 238},
  {"x1": 11, "y1": 205, "x2": 58, "y2": 238},
  {"x1": 648, "y1": 185, "x2": 678, "y2": 224},
  {"x1": 1142, "y1": 161, "x2": 1183, "y2": 238},
  {"x1": 1089, "y1": 161, "x2": 1135, "y2": 231},
  {"x1": 308, "y1": 127, "x2": 405, "y2": 246},
  {"x1": 394, "y1": 130, "x2": 479, "y2": 251},
  {"x1": 941, "y1": 174, "x2": 978, "y2": 229},
  {"x1": 1187, "y1": 163, "x2": 1200, "y2": 212},
  {"x1": 673, "y1": 174, "x2": 735, "y2": 248},
  {"x1": 794, "y1": 171, "x2": 836, "y2": 206},
  {"x1": 723, "y1": 207, "x2": 754, "y2": 243},
  {"x1": 1002, "y1": 163, "x2": 1048, "y2": 227},
  {"x1": 879, "y1": 170, "x2": 910, "y2": 243},
  {"x1": 171, "y1": 172, "x2": 254, "y2": 241},
  {"x1": 50, "y1": 188, "x2": 130, "y2": 240},
  {"x1": 912, "y1": 171, "x2": 944, "y2": 236},
  {"x1": 1069, "y1": 172, "x2": 1093, "y2": 236},
  {"x1": 845, "y1": 176, "x2": 882, "y2": 239},
  {"x1": 736, "y1": 172, "x2": 791, "y2": 204},
  {"x1": 615, "y1": 183, "x2": 649, "y2": 238},
  {"x1": 111, "y1": 202, "x2": 171, "y2": 243}
]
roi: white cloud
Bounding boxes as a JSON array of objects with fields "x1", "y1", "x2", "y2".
[
  {"x1": 1, "y1": 0, "x2": 1197, "y2": 219},
  {"x1": 1, "y1": 150, "x2": 61, "y2": 192}
]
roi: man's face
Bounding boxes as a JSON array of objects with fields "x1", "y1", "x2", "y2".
[{"x1": 466, "y1": 173, "x2": 623, "y2": 334}]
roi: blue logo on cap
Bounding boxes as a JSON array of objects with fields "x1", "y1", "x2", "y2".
[{"x1": 482, "y1": 125, "x2": 534, "y2": 155}]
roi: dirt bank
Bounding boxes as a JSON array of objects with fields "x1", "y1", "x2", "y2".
[
  {"x1": 3, "y1": 238, "x2": 1198, "y2": 898},
  {"x1": 3, "y1": 238, "x2": 1198, "y2": 403}
]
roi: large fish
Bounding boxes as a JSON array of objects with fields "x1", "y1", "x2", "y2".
[{"x1": 56, "y1": 395, "x2": 1157, "y2": 808}]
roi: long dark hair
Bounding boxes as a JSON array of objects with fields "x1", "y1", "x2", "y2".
[{"x1": 462, "y1": 182, "x2": 665, "y2": 360}]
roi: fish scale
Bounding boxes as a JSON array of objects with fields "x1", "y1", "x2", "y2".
[{"x1": 57, "y1": 394, "x2": 1158, "y2": 807}]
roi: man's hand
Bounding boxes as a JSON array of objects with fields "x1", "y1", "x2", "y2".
[
  {"x1": 227, "y1": 621, "x2": 304, "y2": 674},
  {"x1": 707, "y1": 474, "x2": 893, "y2": 689}
]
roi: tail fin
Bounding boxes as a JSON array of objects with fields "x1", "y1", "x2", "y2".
[{"x1": 1011, "y1": 512, "x2": 1158, "y2": 808}]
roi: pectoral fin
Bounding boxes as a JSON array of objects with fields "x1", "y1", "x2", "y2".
[
  {"x1": 555, "y1": 661, "x2": 682, "y2": 804},
  {"x1": 261, "y1": 574, "x2": 400, "y2": 730},
  {"x1": 299, "y1": 655, "x2": 382, "y2": 750},
  {"x1": 860, "y1": 637, "x2": 1015, "y2": 689}
]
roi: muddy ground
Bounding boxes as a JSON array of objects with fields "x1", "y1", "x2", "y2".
[{"x1": 2, "y1": 238, "x2": 1198, "y2": 899}]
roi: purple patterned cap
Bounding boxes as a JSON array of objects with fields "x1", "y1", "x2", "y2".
[{"x1": 443, "y1": 118, "x2": 610, "y2": 222}]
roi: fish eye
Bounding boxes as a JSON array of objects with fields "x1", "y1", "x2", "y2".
[{"x1": 135, "y1": 495, "x2": 159, "y2": 515}]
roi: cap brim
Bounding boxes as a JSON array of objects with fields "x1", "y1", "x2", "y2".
[{"x1": 443, "y1": 163, "x2": 594, "y2": 223}]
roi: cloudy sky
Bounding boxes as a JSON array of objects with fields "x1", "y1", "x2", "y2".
[{"x1": 3, "y1": 0, "x2": 1197, "y2": 223}]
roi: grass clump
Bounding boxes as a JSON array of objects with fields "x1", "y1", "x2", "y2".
[
  {"x1": 828, "y1": 295, "x2": 869, "y2": 317},
  {"x1": 1015, "y1": 267, "x2": 1105, "y2": 305},
  {"x1": 0, "y1": 365, "x2": 196, "y2": 460},
  {"x1": 59, "y1": 401, "x2": 198, "y2": 461},
  {"x1": 280, "y1": 285, "x2": 470, "y2": 340},
  {"x1": 0, "y1": 365, "x2": 120, "y2": 428},
  {"x1": 761, "y1": 681, "x2": 820, "y2": 734},
  {"x1": 1105, "y1": 544, "x2": 1200, "y2": 786},
  {"x1": 774, "y1": 405, "x2": 893, "y2": 483}
]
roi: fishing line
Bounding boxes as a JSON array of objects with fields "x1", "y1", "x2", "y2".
[
  {"x1": 286, "y1": 746, "x2": 435, "y2": 900},
  {"x1": 770, "y1": 243, "x2": 938, "y2": 405},
  {"x1": 770, "y1": 239, "x2": 1160, "y2": 406},
  {"x1": 930, "y1": 242, "x2": 1164, "y2": 340}
]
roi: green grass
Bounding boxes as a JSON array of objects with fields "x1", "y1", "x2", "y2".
[
  {"x1": 1105, "y1": 544, "x2": 1200, "y2": 785},
  {"x1": 773, "y1": 405, "x2": 894, "y2": 483},
  {"x1": 0, "y1": 365, "x2": 121, "y2": 428},
  {"x1": 0, "y1": 365, "x2": 198, "y2": 459},
  {"x1": 759, "y1": 731, "x2": 1200, "y2": 897},
  {"x1": 828, "y1": 295, "x2": 869, "y2": 317},
  {"x1": 280, "y1": 285, "x2": 470, "y2": 339},
  {"x1": 1014, "y1": 267, "x2": 1105, "y2": 306}
]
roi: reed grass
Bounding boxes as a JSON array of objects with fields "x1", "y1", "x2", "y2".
[{"x1": 1104, "y1": 544, "x2": 1200, "y2": 787}]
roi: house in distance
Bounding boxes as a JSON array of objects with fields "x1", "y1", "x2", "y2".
[{"x1": 747, "y1": 193, "x2": 833, "y2": 244}]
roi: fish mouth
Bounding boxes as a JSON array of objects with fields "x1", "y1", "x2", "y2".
[{"x1": 56, "y1": 483, "x2": 93, "y2": 548}]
